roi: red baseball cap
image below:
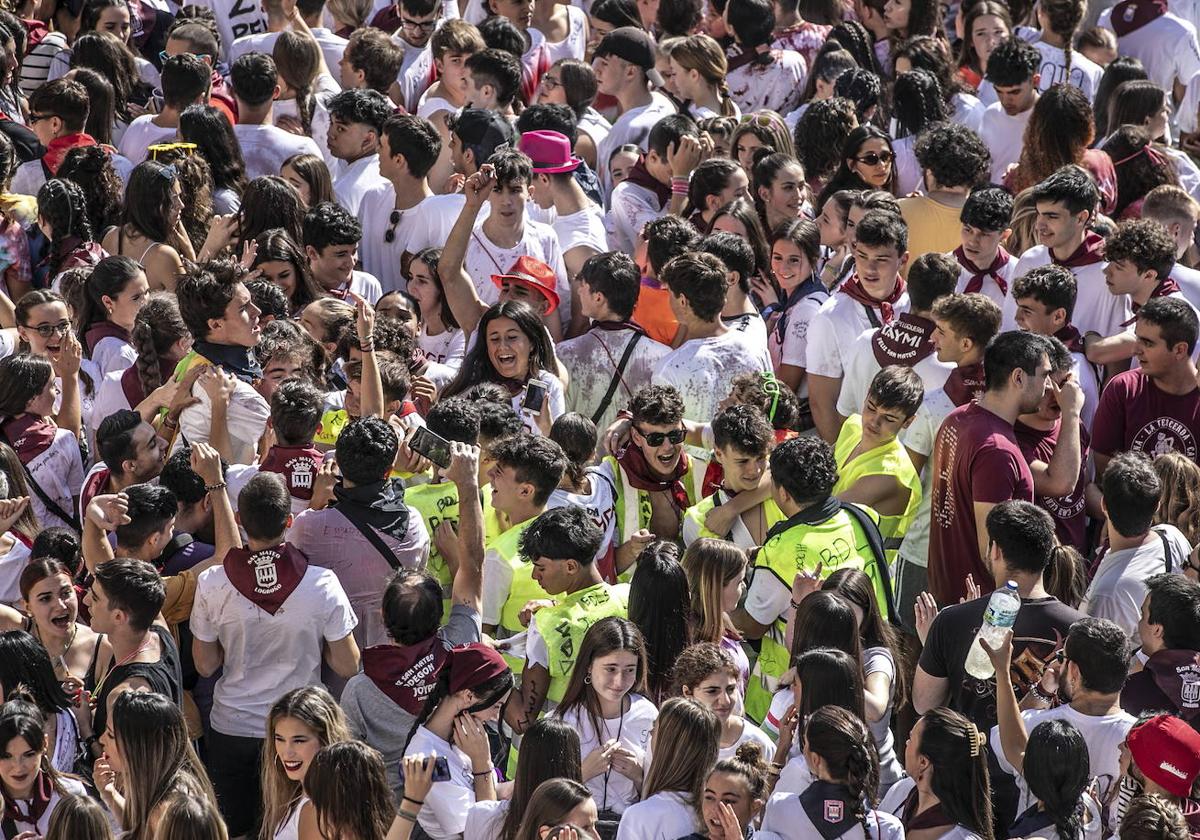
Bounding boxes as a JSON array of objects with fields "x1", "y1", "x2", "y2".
[
  {"x1": 1128, "y1": 714, "x2": 1200, "y2": 798},
  {"x1": 492, "y1": 255, "x2": 560, "y2": 314}
]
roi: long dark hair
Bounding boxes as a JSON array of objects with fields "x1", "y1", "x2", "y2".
[
  {"x1": 37, "y1": 178, "x2": 93, "y2": 276},
  {"x1": 817, "y1": 126, "x2": 897, "y2": 208},
  {"x1": 1102, "y1": 124, "x2": 1179, "y2": 218},
  {"x1": 916, "y1": 707, "x2": 995, "y2": 840},
  {"x1": 122, "y1": 161, "x2": 177, "y2": 243},
  {"x1": 401, "y1": 655, "x2": 514, "y2": 754},
  {"x1": 129, "y1": 293, "x2": 189, "y2": 399},
  {"x1": 252, "y1": 228, "x2": 325, "y2": 312},
  {"x1": 59, "y1": 145, "x2": 123, "y2": 233},
  {"x1": 793, "y1": 647, "x2": 866, "y2": 722},
  {"x1": 642, "y1": 697, "x2": 719, "y2": 801},
  {"x1": 237, "y1": 176, "x2": 305, "y2": 251},
  {"x1": 629, "y1": 541, "x2": 691, "y2": 704},
  {"x1": 823, "y1": 567, "x2": 908, "y2": 706},
  {"x1": 411, "y1": 248, "x2": 458, "y2": 330},
  {"x1": 0, "y1": 630, "x2": 72, "y2": 714},
  {"x1": 441, "y1": 301, "x2": 556, "y2": 399},
  {"x1": 1093, "y1": 57, "x2": 1148, "y2": 140},
  {"x1": 707, "y1": 197, "x2": 771, "y2": 287},
  {"x1": 179, "y1": 104, "x2": 248, "y2": 197},
  {"x1": 956, "y1": 1, "x2": 1011, "y2": 77},
  {"x1": 514, "y1": 779, "x2": 594, "y2": 840},
  {"x1": 499, "y1": 718, "x2": 583, "y2": 840},
  {"x1": 554, "y1": 617, "x2": 649, "y2": 746},
  {"x1": 68, "y1": 67, "x2": 117, "y2": 146},
  {"x1": 1106, "y1": 79, "x2": 1169, "y2": 138},
  {"x1": 76, "y1": 255, "x2": 141, "y2": 345},
  {"x1": 1010, "y1": 83, "x2": 1095, "y2": 194},
  {"x1": 892, "y1": 69, "x2": 948, "y2": 138},
  {"x1": 303, "y1": 741, "x2": 395, "y2": 840},
  {"x1": 1022, "y1": 719, "x2": 1088, "y2": 840},
  {"x1": 70, "y1": 31, "x2": 142, "y2": 124},
  {"x1": 804, "y1": 706, "x2": 880, "y2": 834},
  {"x1": 0, "y1": 694, "x2": 69, "y2": 799},
  {"x1": 0, "y1": 353, "x2": 53, "y2": 419}
]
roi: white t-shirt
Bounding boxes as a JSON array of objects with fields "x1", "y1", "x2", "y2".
[
  {"x1": 596, "y1": 92, "x2": 676, "y2": 198},
  {"x1": 768, "y1": 287, "x2": 830, "y2": 392},
  {"x1": 191, "y1": 559, "x2": 357, "y2": 737},
  {"x1": 543, "y1": 4, "x2": 589, "y2": 63},
  {"x1": 395, "y1": 39, "x2": 436, "y2": 115},
  {"x1": 980, "y1": 103, "x2": 1033, "y2": 183},
  {"x1": 463, "y1": 799, "x2": 509, "y2": 840},
  {"x1": 90, "y1": 335, "x2": 137, "y2": 378},
  {"x1": 726, "y1": 48, "x2": 807, "y2": 116},
  {"x1": 835, "y1": 326, "x2": 953, "y2": 418},
  {"x1": 762, "y1": 792, "x2": 906, "y2": 840},
  {"x1": 1098, "y1": 8, "x2": 1200, "y2": 94},
  {"x1": 614, "y1": 790, "x2": 700, "y2": 840},
  {"x1": 360, "y1": 189, "x2": 464, "y2": 294},
  {"x1": 465, "y1": 218, "x2": 570, "y2": 326},
  {"x1": 192, "y1": 0, "x2": 268, "y2": 61},
  {"x1": 893, "y1": 134, "x2": 922, "y2": 198},
  {"x1": 419, "y1": 325, "x2": 466, "y2": 369},
  {"x1": 579, "y1": 109, "x2": 612, "y2": 156},
  {"x1": 233, "y1": 123, "x2": 323, "y2": 180},
  {"x1": 176, "y1": 372, "x2": 270, "y2": 466},
  {"x1": 551, "y1": 204, "x2": 609, "y2": 256},
  {"x1": 558, "y1": 694, "x2": 657, "y2": 815},
  {"x1": 547, "y1": 467, "x2": 618, "y2": 564},
  {"x1": 606, "y1": 179, "x2": 663, "y2": 256},
  {"x1": 806, "y1": 289, "x2": 912, "y2": 380},
  {"x1": 1004, "y1": 246, "x2": 1130, "y2": 337},
  {"x1": 990, "y1": 703, "x2": 1135, "y2": 816},
  {"x1": 654, "y1": 329, "x2": 774, "y2": 422},
  {"x1": 558, "y1": 325, "x2": 672, "y2": 434},
  {"x1": 230, "y1": 30, "x2": 280, "y2": 62},
  {"x1": 718, "y1": 718, "x2": 774, "y2": 761},
  {"x1": 1080, "y1": 524, "x2": 1189, "y2": 638},
  {"x1": 404, "y1": 725, "x2": 477, "y2": 839},
  {"x1": 117, "y1": 115, "x2": 178, "y2": 165},
  {"x1": 896, "y1": 385, "x2": 958, "y2": 569},
  {"x1": 510, "y1": 369, "x2": 567, "y2": 431},
  {"x1": 0, "y1": 535, "x2": 32, "y2": 605},
  {"x1": 1029, "y1": 39, "x2": 1103, "y2": 99},
  {"x1": 23, "y1": 428, "x2": 84, "y2": 530},
  {"x1": 333, "y1": 154, "x2": 385, "y2": 217},
  {"x1": 13, "y1": 152, "x2": 135, "y2": 198},
  {"x1": 951, "y1": 91, "x2": 985, "y2": 134}
]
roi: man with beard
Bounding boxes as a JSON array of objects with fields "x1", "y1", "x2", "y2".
[{"x1": 927, "y1": 330, "x2": 1052, "y2": 605}]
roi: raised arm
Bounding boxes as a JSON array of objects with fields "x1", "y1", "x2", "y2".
[
  {"x1": 446, "y1": 442, "x2": 484, "y2": 614},
  {"x1": 438, "y1": 165, "x2": 494, "y2": 336}
]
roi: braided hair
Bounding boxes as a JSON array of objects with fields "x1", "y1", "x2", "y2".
[
  {"x1": 131, "y1": 293, "x2": 190, "y2": 399},
  {"x1": 1039, "y1": 0, "x2": 1085, "y2": 84},
  {"x1": 273, "y1": 30, "x2": 320, "y2": 136},
  {"x1": 892, "y1": 69, "x2": 948, "y2": 138},
  {"x1": 36, "y1": 178, "x2": 93, "y2": 277},
  {"x1": 804, "y1": 705, "x2": 880, "y2": 836}
]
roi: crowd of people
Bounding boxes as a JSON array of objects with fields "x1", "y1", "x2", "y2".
[{"x1": 2, "y1": 0, "x2": 1200, "y2": 835}]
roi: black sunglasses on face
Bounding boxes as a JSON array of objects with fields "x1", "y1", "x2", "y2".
[
  {"x1": 855, "y1": 151, "x2": 894, "y2": 166},
  {"x1": 635, "y1": 426, "x2": 686, "y2": 446}
]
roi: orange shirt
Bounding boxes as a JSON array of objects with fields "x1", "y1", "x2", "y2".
[{"x1": 632, "y1": 281, "x2": 679, "y2": 346}]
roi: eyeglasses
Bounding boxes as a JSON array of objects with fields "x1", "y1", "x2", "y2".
[
  {"x1": 540, "y1": 75, "x2": 562, "y2": 89},
  {"x1": 854, "y1": 151, "x2": 894, "y2": 167},
  {"x1": 148, "y1": 142, "x2": 196, "y2": 161},
  {"x1": 760, "y1": 371, "x2": 780, "y2": 423},
  {"x1": 634, "y1": 426, "x2": 686, "y2": 446},
  {"x1": 384, "y1": 209, "x2": 405, "y2": 244},
  {"x1": 25, "y1": 321, "x2": 71, "y2": 338},
  {"x1": 400, "y1": 16, "x2": 439, "y2": 32},
  {"x1": 27, "y1": 113, "x2": 51, "y2": 124}
]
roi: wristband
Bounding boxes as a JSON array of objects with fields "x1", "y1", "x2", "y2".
[
  {"x1": 762, "y1": 304, "x2": 780, "y2": 318},
  {"x1": 789, "y1": 599, "x2": 803, "y2": 610},
  {"x1": 472, "y1": 767, "x2": 494, "y2": 777},
  {"x1": 1027, "y1": 682, "x2": 1053, "y2": 704},
  {"x1": 670, "y1": 175, "x2": 690, "y2": 186},
  {"x1": 402, "y1": 796, "x2": 424, "y2": 806},
  {"x1": 204, "y1": 482, "x2": 227, "y2": 492},
  {"x1": 398, "y1": 810, "x2": 419, "y2": 823}
]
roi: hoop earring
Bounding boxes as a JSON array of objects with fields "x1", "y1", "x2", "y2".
[{"x1": 584, "y1": 674, "x2": 591, "y2": 684}]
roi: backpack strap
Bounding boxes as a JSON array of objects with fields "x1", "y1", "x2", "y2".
[
  {"x1": 336, "y1": 501, "x2": 403, "y2": 570},
  {"x1": 591, "y1": 331, "x2": 643, "y2": 425}
]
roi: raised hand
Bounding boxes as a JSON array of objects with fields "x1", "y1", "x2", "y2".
[{"x1": 86, "y1": 493, "x2": 131, "y2": 532}]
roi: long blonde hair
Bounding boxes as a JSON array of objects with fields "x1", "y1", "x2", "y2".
[
  {"x1": 1154, "y1": 452, "x2": 1200, "y2": 545},
  {"x1": 259, "y1": 686, "x2": 352, "y2": 840},
  {"x1": 641, "y1": 697, "x2": 719, "y2": 802},
  {"x1": 671, "y1": 34, "x2": 738, "y2": 117},
  {"x1": 682, "y1": 538, "x2": 746, "y2": 645}
]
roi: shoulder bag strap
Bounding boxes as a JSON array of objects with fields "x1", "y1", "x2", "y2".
[
  {"x1": 591, "y1": 331, "x2": 644, "y2": 425},
  {"x1": 336, "y1": 501, "x2": 403, "y2": 570},
  {"x1": 837, "y1": 501, "x2": 898, "y2": 625},
  {"x1": 1155, "y1": 527, "x2": 1177, "y2": 575},
  {"x1": 21, "y1": 460, "x2": 80, "y2": 531}
]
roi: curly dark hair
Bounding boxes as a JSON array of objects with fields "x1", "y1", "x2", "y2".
[
  {"x1": 794, "y1": 97, "x2": 858, "y2": 186},
  {"x1": 1009, "y1": 84, "x2": 1095, "y2": 195},
  {"x1": 37, "y1": 179, "x2": 93, "y2": 276},
  {"x1": 984, "y1": 36, "x2": 1040, "y2": 87},
  {"x1": 151, "y1": 145, "x2": 214, "y2": 254},
  {"x1": 892, "y1": 69, "x2": 947, "y2": 138},
  {"x1": 58, "y1": 145, "x2": 122, "y2": 233},
  {"x1": 961, "y1": 184, "x2": 1014, "y2": 231},
  {"x1": 1103, "y1": 218, "x2": 1178, "y2": 279},
  {"x1": 833, "y1": 66, "x2": 882, "y2": 123},
  {"x1": 914, "y1": 122, "x2": 991, "y2": 190},
  {"x1": 629, "y1": 385, "x2": 685, "y2": 427},
  {"x1": 1101, "y1": 125, "x2": 1180, "y2": 219},
  {"x1": 770, "y1": 436, "x2": 837, "y2": 504}
]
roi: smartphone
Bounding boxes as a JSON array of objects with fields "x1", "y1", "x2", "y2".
[
  {"x1": 398, "y1": 755, "x2": 452, "y2": 785},
  {"x1": 409, "y1": 426, "x2": 452, "y2": 469},
  {"x1": 522, "y1": 380, "x2": 548, "y2": 415}
]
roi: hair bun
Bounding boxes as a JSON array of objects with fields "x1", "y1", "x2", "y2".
[{"x1": 734, "y1": 739, "x2": 766, "y2": 766}]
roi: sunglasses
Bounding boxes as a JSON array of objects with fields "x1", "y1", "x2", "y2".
[
  {"x1": 854, "y1": 151, "x2": 894, "y2": 167},
  {"x1": 760, "y1": 371, "x2": 780, "y2": 423},
  {"x1": 635, "y1": 426, "x2": 686, "y2": 446},
  {"x1": 384, "y1": 209, "x2": 405, "y2": 244},
  {"x1": 739, "y1": 113, "x2": 781, "y2": 129},
  {"x1": 25, "y1": 321, "x2": 71, "y2": 338},
  {"x1": 148, "y1": 142, "x2": 196, "y2": 161}
]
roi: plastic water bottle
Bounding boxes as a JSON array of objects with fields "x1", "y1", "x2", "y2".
[{"x1": 963, "y1": 581, "x2": 1021, "y2": 680}]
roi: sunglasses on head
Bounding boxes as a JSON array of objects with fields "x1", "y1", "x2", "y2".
[
  {"x1": 635, "y1": 426, "x2": 686, "y2": 446},
  {"x1": 854, "y1": 151, "x2": 894, "y2": 167},
  {"x1": 148, "y1": 142, "x2": 196, "y2": 161},
  {"x1": 760, "y1": 371, "x2": 780, "y2": 423}
]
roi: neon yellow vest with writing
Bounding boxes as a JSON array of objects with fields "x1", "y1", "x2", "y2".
[
  {"x1": 535, "y1": 582, "x2": 630, "y2": 703},
  {"x1": 482, "y1": 483, "x2": 507, "y2": 547},
  {"x1": 681, "y1": 490, "x2": 787, "y2": 549},
  {"x1": 832, "y1": 414, "x2": 923, "y2": 565},
  {"x1": 744, "y1": 502, "x2": 887, "y2": 723},
  {"x1": 602, "y1": 450, "x2": 707, "y2": 583},
  {"x1": 493, "y1": 517, "x2": 548, "y2": 673},
  {"x1": 403, "y1": 480, "x2": 459, "y2": 618}
]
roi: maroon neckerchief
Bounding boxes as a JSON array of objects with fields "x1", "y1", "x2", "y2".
[
  {"x1": 2, "y1": 414, "x2": 56, "y2": 465},
  {"x1": 1050, "y1": 231, "x2": 1105, "y2": 269},
  {"x1": 84, "y1": 321, "x2": 131, "y2": 356},
  {"x1": 1111, "y1": 0, "x2": 1168, "y2": 35},
  {"x1": 617, "y1": 445, "x2": 691, "y2": 512},
  {"x1": 222, "y1": 542, "x2": 308, "y2": 615},
  {"x1": 726, "y1": 42, "x2": 772, "y2": 72},
  {"x1": 2, "y1": 770, "x2": 52, "y2": 827},
  {"x1": 839, "y1": 274, "x2": 906, "y2": 324},
  {"x1": 259, "y1": 444, "x2": 323, "y2": 501},
  {"x1": 954, "y1": 245, "x2": 1011, "y2": 296},
  {"x1": 362, "y1": 638, "x2": 449, "y2": 715},
  {"x1": 80, "y1": 467, "x2": 111, "y2": 520},
  {"x1": 871, "y1": 312, "x2": 936, "y2": 367},
  {"x1": 1122, "y1": 276, "x2": 1183, "y2": 326},
  {"x1": 120, "y1": 364, "x2": 146, "y2": 410},
  {"x1": 624, "y1": 157, "x2": 671, "y2": 209},
  {"x1": 943, "y1": 362, "x2": 986, "y2": 407},
  {"x1": 1055, "y1": 324, "x2": 1085, "y2": 353},
  {"x1": 901, "y1": 786, "x2": 956, "y2": 833}
]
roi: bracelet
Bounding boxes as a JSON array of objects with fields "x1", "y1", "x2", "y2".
[
  {"x1": 162, "y1": 416, "x2": 179, "y2": 430},
  {"x1": 670, "y1": 175, "x2": 689, "y2": 186},
  {"x1": 359, "y1": 342, "x2": 375, "y2": 353},
  {"x1": 1027, "y1": 682, "x2": 1053, "y2": 704},
  {"x1": 398, "y1": 810, "x2": 419, "y2": 823},
  {"x1": 472, "y1": 767, "x2": 494, "y2": 777},
  {"x1": 204, "y1": 481, "x2": 227, "y2": 492},
  {"x1": 789, "y1": 598, "x2": 803, "y2": 610},
  {"x1": 402, "y1": 796, "x2": 424, "y2": 806}
]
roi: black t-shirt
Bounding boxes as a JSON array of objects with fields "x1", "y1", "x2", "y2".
[
  {"x1": 86, "y1": 624, "x2": 184, "y2": 736},
  {"x1": 918, "y1": 594, "x2": 1084, "y2": 733}
]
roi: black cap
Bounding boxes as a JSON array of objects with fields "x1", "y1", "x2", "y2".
[
  {"x1": 594, "y1": 27, "x2": 665, "y2": 87},
  {"x1": 452, "y1": 108, "x2": 516, "y2": 163}
]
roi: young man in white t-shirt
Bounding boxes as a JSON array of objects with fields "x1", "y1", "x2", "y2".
[
  {"x1": 1099, "y1": 0, "x2": 1200, "y2": 106},
  {"x1": 701, "y1": 233, "x2": 770, "y2": 361},
  {"x1": 653, "y1": 252, "x2": 773, "y2": 423},
  {"x1": 119, "y1": 53, "x2": 209, "y2": 165},
  {"x1": 192, "y1": 469, "x2": 359, "y2": 837},
  {"x1": 229, "y1": 52, "x2": 323, "y2": 180},
  {"x1": 979, "y1": 37, "x2": 1041, "y2": 184},
  {"x1": 326, "y1": 89, "x2": 390, "y2": 216},
  {"x1": 302, "y1": 202, "x2": 383, "y2": 304},
  {"x1": 389, "y1": 0, "x2": 443, "y2": 112},
  {"x1": 806, "y1": 211, "x2": 911, "y2": 444}
]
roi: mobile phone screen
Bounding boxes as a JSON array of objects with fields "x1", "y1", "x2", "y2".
[
  {"x1": 523, "y1": 380, "x2": 547, "y2": 414},
  {"x1": 410, "y1": 427, "x2": 452, "y2": 469}
]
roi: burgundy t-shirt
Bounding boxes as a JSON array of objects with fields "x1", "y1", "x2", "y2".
[
  {"x1": 1091, "y1": 369, "x2": 1200, "y2": 460},
  {"x1": 1014, "y1": 419, "x2": 1091, "y2": 554},
  {"x1": 929, "y1": 402, "x2": 1034, "y2": 605}
]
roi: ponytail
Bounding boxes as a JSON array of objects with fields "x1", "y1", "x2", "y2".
[
  {"x1": 717, "y1": 81, "x2": 737, "y2": 117},
  {"x1": 803, "y1": 705, "x2": 880, "y2": 836},
  {"x1": 401, "y1": 667, "x2": 452, "y2": 755},
  {"x1": 1045, "y1": 543, "x2": 1086, "y2": 609}
]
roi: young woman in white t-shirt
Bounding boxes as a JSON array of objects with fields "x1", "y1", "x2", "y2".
[
  {"x1": 554, "y1": 617, "x2": 658, "y2": 819},
  {"x1": 465, "y1": 717, "x2": 584, "y2": 840},
  {"x1": 1010, "y1": 719, "x2": 1102, "y2": 840},
  {"x1": 614, "y1": 697, "x2": 720, "y2": 840},
  {"x1": 75, "y1": 256, "x2": 148, "y2": 377},
  {"x1": 760, "y1": 218, "x2": 824, "y2": 395},
  {"x1": 675, "y1": 643, "x2": 773, "y2": 762},
  {"x1": 408, "y1": 249, "x2": 467, "y2": 371},
  {"x1": 260, "y1": 686, "x2": 352, "y2": 840},
  {"x1": 683, "y1": 540, "x2": 751, "y2": 689},
  {"x1": 547, "y1": 413, "x2": 617, "y2": 568},
  {"x1": 0, "y1": 695, "x2": 87, "y2": 839},
  {"x1": 761, "y1": 705, "x2": 905, "y2": 840},
  {"x1": 670, "y1": 34, "x2": 740, "y2": 121}
]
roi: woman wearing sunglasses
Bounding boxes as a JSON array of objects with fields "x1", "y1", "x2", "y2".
[{"x1": 816, "y1": 126, "x2": 898, "y2": 209}]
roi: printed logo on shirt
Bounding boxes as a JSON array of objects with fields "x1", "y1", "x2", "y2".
[
  {"x1": 1130, "y1": 418, "x2": 1199, "y2": 460},
  {"x1": 1039, "y1": 486, "x2": 1086, "y2": 521}
]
